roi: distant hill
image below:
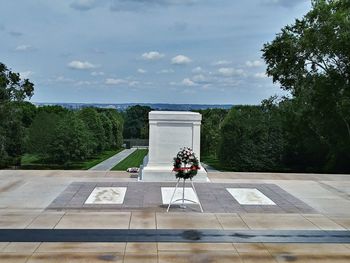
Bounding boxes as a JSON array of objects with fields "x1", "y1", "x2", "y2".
[{"x1": 33, "y1": 102, "x2": 233, "y2": 111}]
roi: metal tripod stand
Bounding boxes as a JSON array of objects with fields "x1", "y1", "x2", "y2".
[{"x1": 166, "y1": 177, "x2": 203, "y2": 212}]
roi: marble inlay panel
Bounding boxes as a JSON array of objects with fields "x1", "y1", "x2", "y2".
[
  {"x1": 85, "y1": 187, "x2": 127, "y2": 204},
  {"x1": 227, "y1": 188, "x2": 276, "y2": 205},
  {"x1": 161, "y1": 187, "x2": 199, "y2": 204},
  {"x1": 48, "y1": 182, "x2": 315, "y2": 213}
]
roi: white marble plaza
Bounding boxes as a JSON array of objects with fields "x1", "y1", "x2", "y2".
[
  {"x1": 161, "y1": 187, "x2": 199, "y2": 204},
  {"x1": 140, "y1": 111, "x2": 208, "y2": 181},
  {"x1": 226, "y1": 188, "x2": 276, "y2": 205},
  {"x1": 85, "y1": 187, "x2": 127, "y2": 204}
]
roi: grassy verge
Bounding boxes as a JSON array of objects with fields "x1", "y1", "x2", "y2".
[
  {"x1": 111, "y1": 149, "x2": 148, "y2": 171},
  {"x1": 20, "y1": 149, "x2": 123, "y2": 170},
  {"x1": 201, "y1": 155, "x2": 231, "y2": 171}
]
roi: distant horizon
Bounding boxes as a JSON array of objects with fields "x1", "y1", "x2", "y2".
[{"x1": 33, "y1": 101, "x2": 236, "y2": 106}]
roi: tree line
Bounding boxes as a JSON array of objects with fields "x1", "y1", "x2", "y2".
[
  {"x1": 201, "y1": 0, "x2": 350, "y2": 174},
  {"x1": 0, "y1": 63, "x2": 124, "y2": 168}
]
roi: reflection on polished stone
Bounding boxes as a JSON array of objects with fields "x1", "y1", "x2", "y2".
[
  {"x1": 161, "y1": 187, "x2": 199, "y2": 204},
  {"x1": 85, "y1": 187, "x2": 127, "y2": 204},
  {"x1": 227, "y1": 188, "x2": 276, "y2": 205}
]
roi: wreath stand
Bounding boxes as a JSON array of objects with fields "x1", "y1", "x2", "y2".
[{"x1": 166, "y1": 177, "x2": 203, "y2": 213}]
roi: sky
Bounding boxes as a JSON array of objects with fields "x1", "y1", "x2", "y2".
[{"x1": 0, "y1": 0, "x2": 311, "y2": 105}]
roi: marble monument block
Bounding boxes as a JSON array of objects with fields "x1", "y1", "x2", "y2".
[{"x1": 139, "y1": 111, "x2": 208, "y2": 181}]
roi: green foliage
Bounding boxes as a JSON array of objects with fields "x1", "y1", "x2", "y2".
[
  {"x1": 99, "y1": 113, "x2": 114, "y2": 148},
  {"x1": 78, "y1": 107, "x2": 106, "y2": 153},
  {"x1": 0, "y1": 63, "x2": 34, "y2": 103},
  {"x1": 218, "y1": 104, "x2": 284, "y2": 172},
  {"x1": 21, "y1": 150, "x2": 122, "y2": 170},
  {"x1": 37, "y1": 105, "x2": 69, "y2": 115},
  {"x1": 101, "y1": 109, "x2": 124, "y2": 149},
  {"x1": 0, "y1": 62, "x2": 34, "y2": 168},
  {"x1": 199, "y1": 109, "x2": 228, "y2": 157},
  {"x1": 18, "y1": 102, "x2": 37, "y2": 128},
  {"x1": 123, "y1": 105, "x2": 151, "y2": 139},
  {"x1": 26, "y1": 111, "x2": 60, "y2": 157},
  {"x1": 262, "y1": 0, "x2": 350, "y2": 172},
  {"x1": 23, "y1": 105, "x2": 124, "y2": 168},
  {"x1": 47, "y1": 113, "x2": 93, "y2": 165}
]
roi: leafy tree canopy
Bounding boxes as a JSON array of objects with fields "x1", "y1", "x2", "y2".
[
  {"x1": 262, "y1": 0, "x2": 350, "y2": 172},
  {"x1": 123, "y1": 105, "x2": 151, "y2": 139},
  {"x1": 0, "y1": 62, "x2": 34, "y2": 167}
]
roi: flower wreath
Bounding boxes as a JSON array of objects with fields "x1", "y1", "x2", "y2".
[{"x1": 173, "y1": 147, "x2": 200, "y2": 179}]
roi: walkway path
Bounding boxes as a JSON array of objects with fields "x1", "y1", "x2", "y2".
[{"x1": 89, "y1": 148, "x2": 137, "y2": 171}]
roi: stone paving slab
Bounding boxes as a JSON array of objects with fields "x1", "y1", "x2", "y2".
[
  {"x1": 47, "y1": 182, "x2": 315, "y2": 213},
  {"x1": 3, "y1": 244, "x2": 349, "y2": 263}
]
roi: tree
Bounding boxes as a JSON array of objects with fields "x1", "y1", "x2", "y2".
[
  {"x1": 0, "y1": 63, "x2": 34, "y2": 103},
  {"x1": 26, "y1": 111, "x2": 60, "y2": 157},
  {"x1": 47, "y1": 114, "x2": 93, "y2": 164},
  {"x1": 123, "y1": 105, "x2": 151, "y2": 139},
  {"x1": 98, "y1": 109, "x2": 124, "y2": 149},
  {"x1": 18, "y1": 101, "x2": 37, "y2": 128},
  {"x1": 102, "y1": 109, "x2": 124, "y2": 148},
  {"x1": 77, "y1": 107, "x2": 106, "y2": 153},
  {"x1": 0, "y1": 62, "x2": 34, "y2": 167},
  {"x1": 199, "y1": 109, "x2": 228, "y2": 157},
  {"x1": 99, "y1": 112, "x2": 114, "y2": 149},
  {"x1": 262, "y1": 0, "x2": 350, "y2": 172},
  {"x1": 218, "y1": 105, "x2": 284, "y2": 172}
]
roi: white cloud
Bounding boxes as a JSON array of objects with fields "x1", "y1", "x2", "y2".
[
  {"x1": 246, "y1": 60, "x2": 264, "y2": 67},
  {"x1": 192, "y1": 74, "x2": 207, "y2": 83},
  {"x1": 75, "y1": 80, "x2": 92, "y2": 86},
  {"x1": 170, "y1": 77, "x2": 198, "y2": 86},
  {"x1": 157, "y1": 69, "x2": 174, "y2": 74},
  {"x1": 182, "y1": 78, "x2": 196, "y2": 86},
  {"x1": 254, "y1": 72, "x2": 268, "y2": 79},
  {"x1": 212, "y1": 60, "x2": 232, "y2": 66},
  {"x1": 137, "y1": 68, "x2": 147, "y2": 74},
  {"x1": 218, "y1": 67, "x2": 245, "y2": 77},
  {"x1": 54, "y1": 76, "x2": 74, "y2": 83},
  {"x1": 192, "y1": 66, "x2": 203, "y2": 73},
  {"x1": 68, "y1": 60, "x2": 98, "y2": 70},
  {"x1": 105, "y1": 78, "x2": 139, "y2": 87},
  {"x1": 105, "y1": 78, "x2": 127, "y2": 85},
  {"x1": 171, "y1": 55, "x2": 192, "y2": 65},
  {"x1": 129, "y1": 81, "x2": 139, "y2": 87},
  {"x1": 141, "y1": 51, "x2": 164, "y2": 60},
  {"x1": 19, "y1": 71, "x2": 33, "y2": 79},
  {"x1": 91, "y1": 71, "x2": 104, "y2": 76},
  {"x1": 15, "y1": 44, "x2": 32, "y2": 51}
]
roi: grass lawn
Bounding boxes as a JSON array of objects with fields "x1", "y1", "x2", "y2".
[
  {"x1": 20, "y1": 149, "x2": 123, "y2": 170},
  {"x1": 111, "y1": 149, "x2": 148, "y2": 171},
  {"x1": 201, "y1": 155, "x2": 231, "y2": 171}
]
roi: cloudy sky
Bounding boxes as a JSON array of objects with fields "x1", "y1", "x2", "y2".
[{"x1": 0, "y1": 0, "x2": 310, "y2": 105}]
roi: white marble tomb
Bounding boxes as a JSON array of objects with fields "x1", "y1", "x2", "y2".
[
  {"x1": 139, "y1": 111, "x2": 208, "y2": 181},
  {"x1": 226, "y1": 188, "x2": 276, "y2": 205}
]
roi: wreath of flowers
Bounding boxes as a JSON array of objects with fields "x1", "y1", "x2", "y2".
[{"x1": 173, "y1": 147, "x2": 200, "y2": 179}]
